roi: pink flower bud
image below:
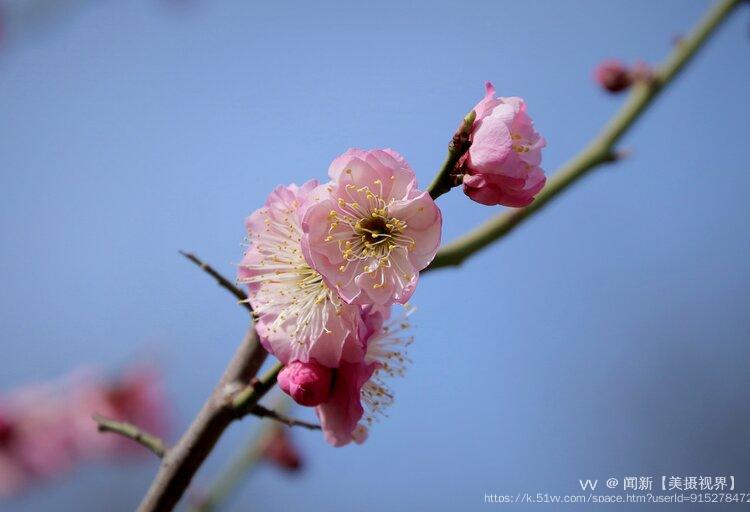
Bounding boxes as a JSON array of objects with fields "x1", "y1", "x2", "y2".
[
  {"x1": 460, "y1": 82, "x2": 547, "y2": 207},
  {"x1": 278, "y1": 361, "x2": 333, "y2": 407},
  {"x1": 593, "y1": 59, "x2": 632, "y2": 93}
]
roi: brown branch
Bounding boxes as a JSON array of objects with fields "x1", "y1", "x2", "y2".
[
  {"x1": 179, "y1": 250, "x2": 252, "y2": 313},
  {"x1": 137, "y1": 326, "x2": 270, "y2": 512},
  {"x1": 93, "y1": 414, "x2": 167, "y2": 458}
]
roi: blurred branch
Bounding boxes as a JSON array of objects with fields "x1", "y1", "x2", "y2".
[
  {"x1": 190, "y1": 439, "x2": 265, "y2": 512},
  {"x1": 426, "y1": 0, "x2": 744, "y2": 272},
  {"x1": 93, "y1": 414, "x2": 167, "y2": 458},
  {"x1": 179, "y1": 250, "x2": 252, "y2": 313}
]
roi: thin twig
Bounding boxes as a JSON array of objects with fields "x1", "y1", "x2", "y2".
[
  {"x1": 425, "y1": 0, "x2": 743, "y2": 271},
  {"x1": 250, "y1": 404, "x2": 321, "y2": 431},
  {"x1": 93, "y1": 414, "x2": 167, "y2": 458},
  {"x1": 179, "y1": 250, "x2": 252, "y2": 313}
]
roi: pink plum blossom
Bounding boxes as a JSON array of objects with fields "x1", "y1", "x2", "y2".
[
  {"x1": 315, "y1": 305, "x2": 413, "y2": 447},
  {"x1": 278, "y1": 360, "x2": 333, "y2": 407},
  {"x1": 461, "y1": 82, "x2": 547, "y2": 207},
  {"x1": 302, "y1": 149, "x2": 441, "y2": 307},
  {"x1": 239, "y1": 181, "x2": 363, "y2": 368},
  {"x1": 315, "y1": 358, "x2": 376, "y2": 447}
]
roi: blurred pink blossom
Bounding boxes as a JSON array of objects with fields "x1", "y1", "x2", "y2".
[
  {"x1": 260, "y1": 427, "x2": 303, "y2": 472},
  {"x1": 0, "y1": 363, "x2": 168, "y2": 498},
  {"x1": 73, "y1": 363, "x2": 169, "y2": 458}
]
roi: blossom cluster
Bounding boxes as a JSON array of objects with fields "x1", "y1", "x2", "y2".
[
  {"x1": 239, "y1": 149, "x2": 440, "y2": 446},
  {"x1": 239, "y1": 85, "x2": 546, "y2": 446},
  {"x1": 0, "y1": 364, "x2": 168, "y2": 498}
]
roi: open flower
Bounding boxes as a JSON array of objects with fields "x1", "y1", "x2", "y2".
[
  {"x1": 239, "y1": 181, "x2": 363, "y2": 367},
  {"x1": 461, "y1": 82, "x2": 546, "y2": 207},
  {"x1": 315, "y1": 305, "x2": 413, "y2": 447},
  {"x1": 302, "y1": 149, "x2": 441, "y2": 307}
]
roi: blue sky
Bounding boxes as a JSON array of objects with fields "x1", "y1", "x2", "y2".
[{"x1": 1, "y1": 1, "x2": 749, "y2": 510}]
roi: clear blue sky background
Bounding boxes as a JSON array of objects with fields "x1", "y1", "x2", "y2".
[{"x1": 1, "y1": 1, "x2": 749, "y2": 510}]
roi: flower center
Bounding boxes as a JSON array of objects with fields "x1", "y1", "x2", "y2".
[
  {"x1": 511, "y1": 132, "x2": 531, "y2": 154},
  {"x1": 356, "y1": 215, "x2": 390, "y2": 241},
  {"x1": 348, "y1": 210, "x2": 408, "y2": 262},
  {"x1": 326, "y1": 183, "x2": 415, "y2": 266}
]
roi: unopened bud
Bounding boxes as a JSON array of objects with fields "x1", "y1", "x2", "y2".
[
  {"x1": 278, "y1": 360, "x2": 333, "y2": 407},
  {"x1": 593, "y1": 59, "x2": 632, "y2": 93}
]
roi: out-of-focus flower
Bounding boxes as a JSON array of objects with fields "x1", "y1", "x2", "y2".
[
  {"x1": 0, "y1": 381, "x2": 81, "y2": 497},
  {"x1": 0, "y1": 363, "x2": 168, "y2": 499},
  {"x1": 460, "y1": 83, "x2": 547, "y2": 207},
  {"x1": 593, "y1": 59, "x2": 633, "y2": 93},
  {"x1": 315, "y1": 305, "x2": 413, "y2": 447},
  {"x1": 278, "y1": 360, "x2": 333, "y2": 407},
  {"x1": 239, "y1": 181, "x2": 363, "y2": 368},
  {"x1": 260, "y1": 426, "x2": 303, "y2": 472},
  {"x1": 73, "y1": 363, "x2": 169, "y2": 458},
  {"x1": 302, "y1": 149, "x2": 441, "y2": 307}
]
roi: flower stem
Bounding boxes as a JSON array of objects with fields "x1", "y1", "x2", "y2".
[
  {"x1": 426, "y1": 0, "x2": 743, "y2": 272},
  {"x1": 232, "y1": 362, "x2": 284, "y2": 415},
  {"x1": 427, "y1": 110, "x2": 476, "y2": 200}
]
